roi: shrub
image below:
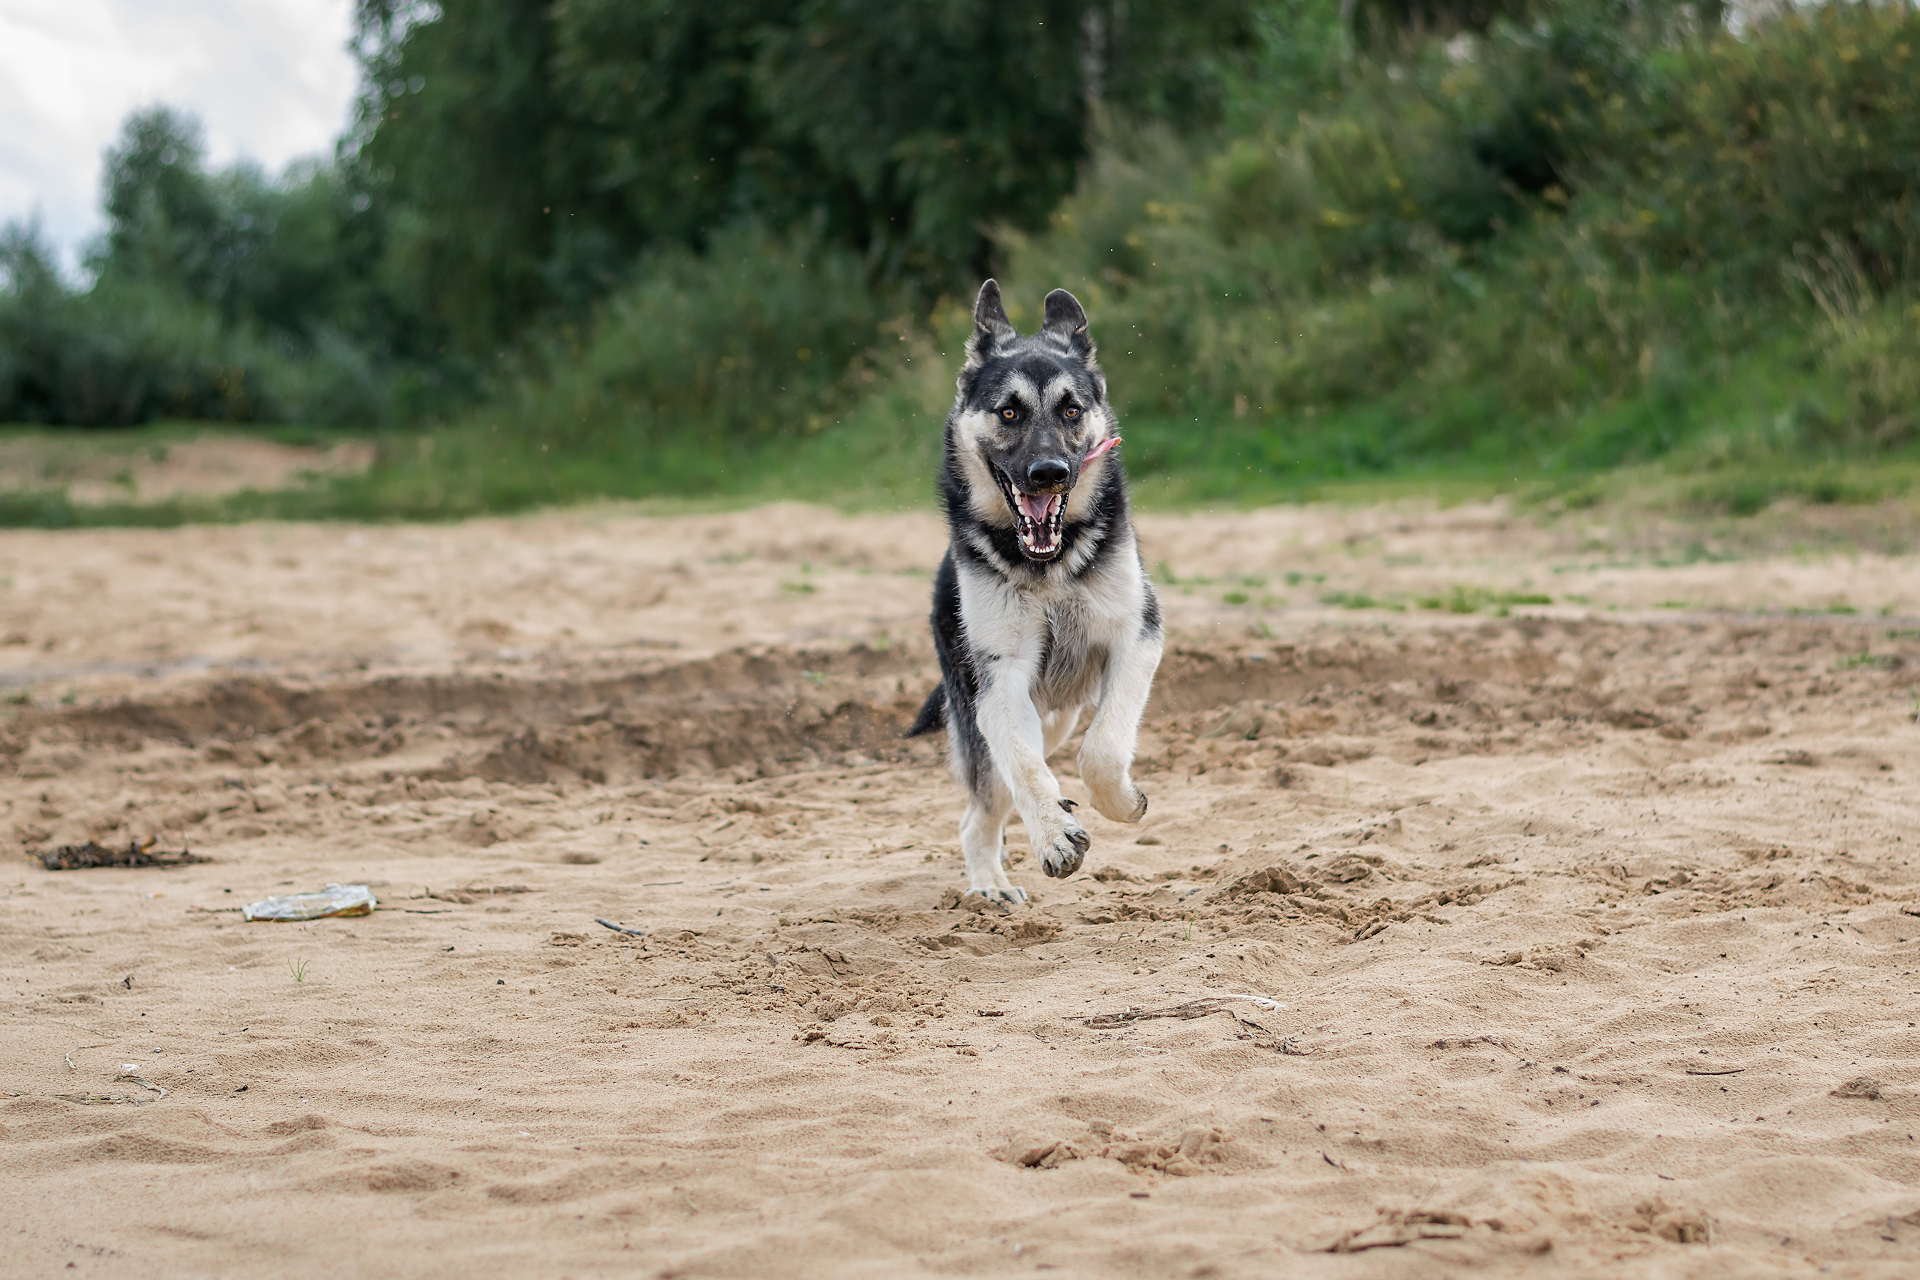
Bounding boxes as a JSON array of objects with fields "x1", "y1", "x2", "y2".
[
  {"x1": 989, "y1": 0, "x2": 1920, "y2": 483},
  {"x1": 0, "y1": 264, "x2": 389, "y2": 429}
]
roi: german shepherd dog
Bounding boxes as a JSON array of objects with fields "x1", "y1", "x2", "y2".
[{"x1": 906, "y1": 281, "x2": 1163, "y2": 903}]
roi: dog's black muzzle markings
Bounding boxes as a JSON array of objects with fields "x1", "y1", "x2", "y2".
[{"x1": 990, "y1": 453, "x2": 1077, "y2": 560}]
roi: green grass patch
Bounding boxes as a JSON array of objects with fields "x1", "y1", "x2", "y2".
[
  {"x1": 1413, "y1": 586, "x2": 1553, "y2": 614},
  {"x1": 1320, "y1": 590, "x2": 1403, "y2": 611},
  {"x1": 7, "y1": 412, "x2": 1920, "y2": 533},
  {"x1": 1685, "y1": 468, "x2": 1912, "y2": 518}
]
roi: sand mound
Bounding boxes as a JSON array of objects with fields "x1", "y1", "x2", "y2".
[{"x1": 4, "y1": 501, "x2": 1920, "y2": 1276}]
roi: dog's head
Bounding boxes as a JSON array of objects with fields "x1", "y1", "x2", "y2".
[{"x1": 951, "y1": 280, "x2": 1117, "y2": 562}]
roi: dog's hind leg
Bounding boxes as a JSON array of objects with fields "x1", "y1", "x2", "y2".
[
  {"x1": 960, "y1": 778, "x2": 1023, "y2": 904},
  {"x1": 1041, "y1": 706, "x2": 1082, "y2": 759},
  {"x1": 1079, "y1": 622, "x2": 1164, "y2": 824}
]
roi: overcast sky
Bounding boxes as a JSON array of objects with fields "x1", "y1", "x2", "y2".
[{"x1": 0, "y1": 0, "x2": 359, "y2": 273}]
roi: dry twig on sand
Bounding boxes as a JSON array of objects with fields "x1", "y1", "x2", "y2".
[
  {"x1": 1072, "y1": 993, "x2": 1285, "y2": 1030},
  {"x1": 1314, "y1": 1210, "x2": 1472, "y2": 1253},
  {"x1": 114, "y1": 1065, "x2": 167, "y2": 1098},
  {"x1": 1068, "y1": 995, "x2": 1307, "y2": 1053}
]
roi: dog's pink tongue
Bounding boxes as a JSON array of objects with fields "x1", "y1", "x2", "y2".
[
  {"x1": 1019, "y1": 493, "x2": 1057, "y2": 524},
  {"x1": 1080, "y1": 435, "x2": 1121, "y2": 471}
]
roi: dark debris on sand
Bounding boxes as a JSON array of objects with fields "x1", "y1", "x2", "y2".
[{"x1": 33, "y1": 838, "x2": 209, "y2": 871}]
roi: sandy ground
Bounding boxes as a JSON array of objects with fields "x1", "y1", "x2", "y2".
[
  {"x1": 4, "y1": 498, "x2": 1920, "y2": 1278},
  {"x1": 0, "y1": 434, "x2": 374, "y2": 506}
]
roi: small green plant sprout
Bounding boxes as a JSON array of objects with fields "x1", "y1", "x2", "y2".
[
  {"x1": 289, "y1": 958, "x2": 310, "y2": 983},
  {"x1": 801, "y1": 669, "x2": 827, "y2": 687},
  {"x1": 1222, "y1": 590, "x2": 1250, "y2": 605}
]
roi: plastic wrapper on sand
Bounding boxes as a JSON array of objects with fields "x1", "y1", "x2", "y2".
[{"x1": 243, "y1": 884, "x2": 378, "y2": 922}]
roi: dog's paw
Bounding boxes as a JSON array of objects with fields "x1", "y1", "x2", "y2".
[
  {"x1": 1039, "y1": 821, "x2": 1091, "y2": 879},
  {"x1": 966, "y1": 885, "x2": 1028, "y2": 906},
  {"x1": 1088, "y1": 780, "x2": 1149, "y2": 824}
]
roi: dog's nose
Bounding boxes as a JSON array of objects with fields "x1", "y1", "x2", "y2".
[{"x1": 1026, "y1": 457, "x2": 1071, "y2": 489}]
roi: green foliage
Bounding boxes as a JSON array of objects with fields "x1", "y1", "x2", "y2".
[
  {"x1": 267, "y1": 225, "x2": 901, "y2": 518},
  {"x1": 1622, "y1": 5, "x2": 1920, "y2": 292},
  {"x1": 355, "y1": 0, "x2": 1257, "y2": 356},
  {"x1": 9, "y1": 0, "x2": 1920, "y2": 523},
  {"x1": 1413, "y1": 585, "x2": 1552, "y2": 611},
  {"x1": 0, "y1": 222, "x2": 388, "y2": 428},
  {"x1": 97, "y1": 106, "x2": 231, "y2": 299},
  {"x1": 0, "y1": 107, "x2": 394, "y2": 428},
  {"x1": 94, "y1": 107, "x2": 387, "y2": 346},
  {"x1": 482, "y1": 225, "x2": 890, "y2": 471},
  {"x1": 354, "y1": 0, "x2": 561, "y2": 356},
  {"x1": 987, "y1": 0, "x2": 1920, "y2": 492}
]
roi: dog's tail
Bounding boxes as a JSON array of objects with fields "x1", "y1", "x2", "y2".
[{"x1": 903, "y1": 681, "x2": 947, "y2": 738}]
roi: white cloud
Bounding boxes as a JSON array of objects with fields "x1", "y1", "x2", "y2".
[{"x1": 0, "y1": 0, "x2": 358, "y2": 272}]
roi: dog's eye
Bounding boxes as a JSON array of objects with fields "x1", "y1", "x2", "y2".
[
  {"x1": 1062, "y1": 405, "x2": 1080, "y2": 419},
  {"x1": 1000, "y1": 407, "x2": 1018, "y2": 421}
]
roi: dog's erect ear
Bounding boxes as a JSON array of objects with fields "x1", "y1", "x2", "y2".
[
  {"x1": 1042, "y1": 288, "x2": 1093, "y2": 359},
  {"x1": 966, "y1": 279, "x2": 1016, "y2": 368}
]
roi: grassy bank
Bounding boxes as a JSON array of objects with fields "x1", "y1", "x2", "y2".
[{"x1": 7, "y1": 408, "x2": 1920, "y2": 539}]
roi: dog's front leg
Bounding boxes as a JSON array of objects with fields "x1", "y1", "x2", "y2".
[
  {"x1": 1079, "y1": 624, "x2": 1164, "y2": 823},
  {"x1": 974, "y1": 658, "x2": 1090, "y2": 879},
  {"x1": 959, "y1": 785, "x2": 1021, "y2": 903}
]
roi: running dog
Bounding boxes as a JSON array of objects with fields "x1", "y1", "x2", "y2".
[{"x1": 905, "y1": 280, "x2": 1163, "y2": 903}]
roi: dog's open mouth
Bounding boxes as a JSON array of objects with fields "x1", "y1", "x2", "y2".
[{"x1": 992, "y1": 467, "x2": 1067, "y2": 559}]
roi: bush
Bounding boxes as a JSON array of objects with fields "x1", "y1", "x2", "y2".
[
  {"x1": 333, "y1": 223, "x2": 899, "y2": 515},
  {"x1": 0, "y1": 227, "x2": 390, "y2": 428},
  {"x1": 501, "y1": 224, "x2": 888, "y2": 456},
  {"x1": 985, "y1": 0, "x2": 1920, "y2": 486}
]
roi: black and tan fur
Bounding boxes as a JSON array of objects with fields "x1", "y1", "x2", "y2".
[{"x1": 906, "y1": 281, "x2": 1163, "y2": 903}]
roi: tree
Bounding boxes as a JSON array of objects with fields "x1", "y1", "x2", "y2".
[
  {"x1": 353, "y1": 0, "x2": 563, "y2": 356},
  {"x1": 95, "y1": 107, "x2": 226, "y2": 297},
  {"x1": 351, "y1": 0, "x2": 1259, "y2": 355}
]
